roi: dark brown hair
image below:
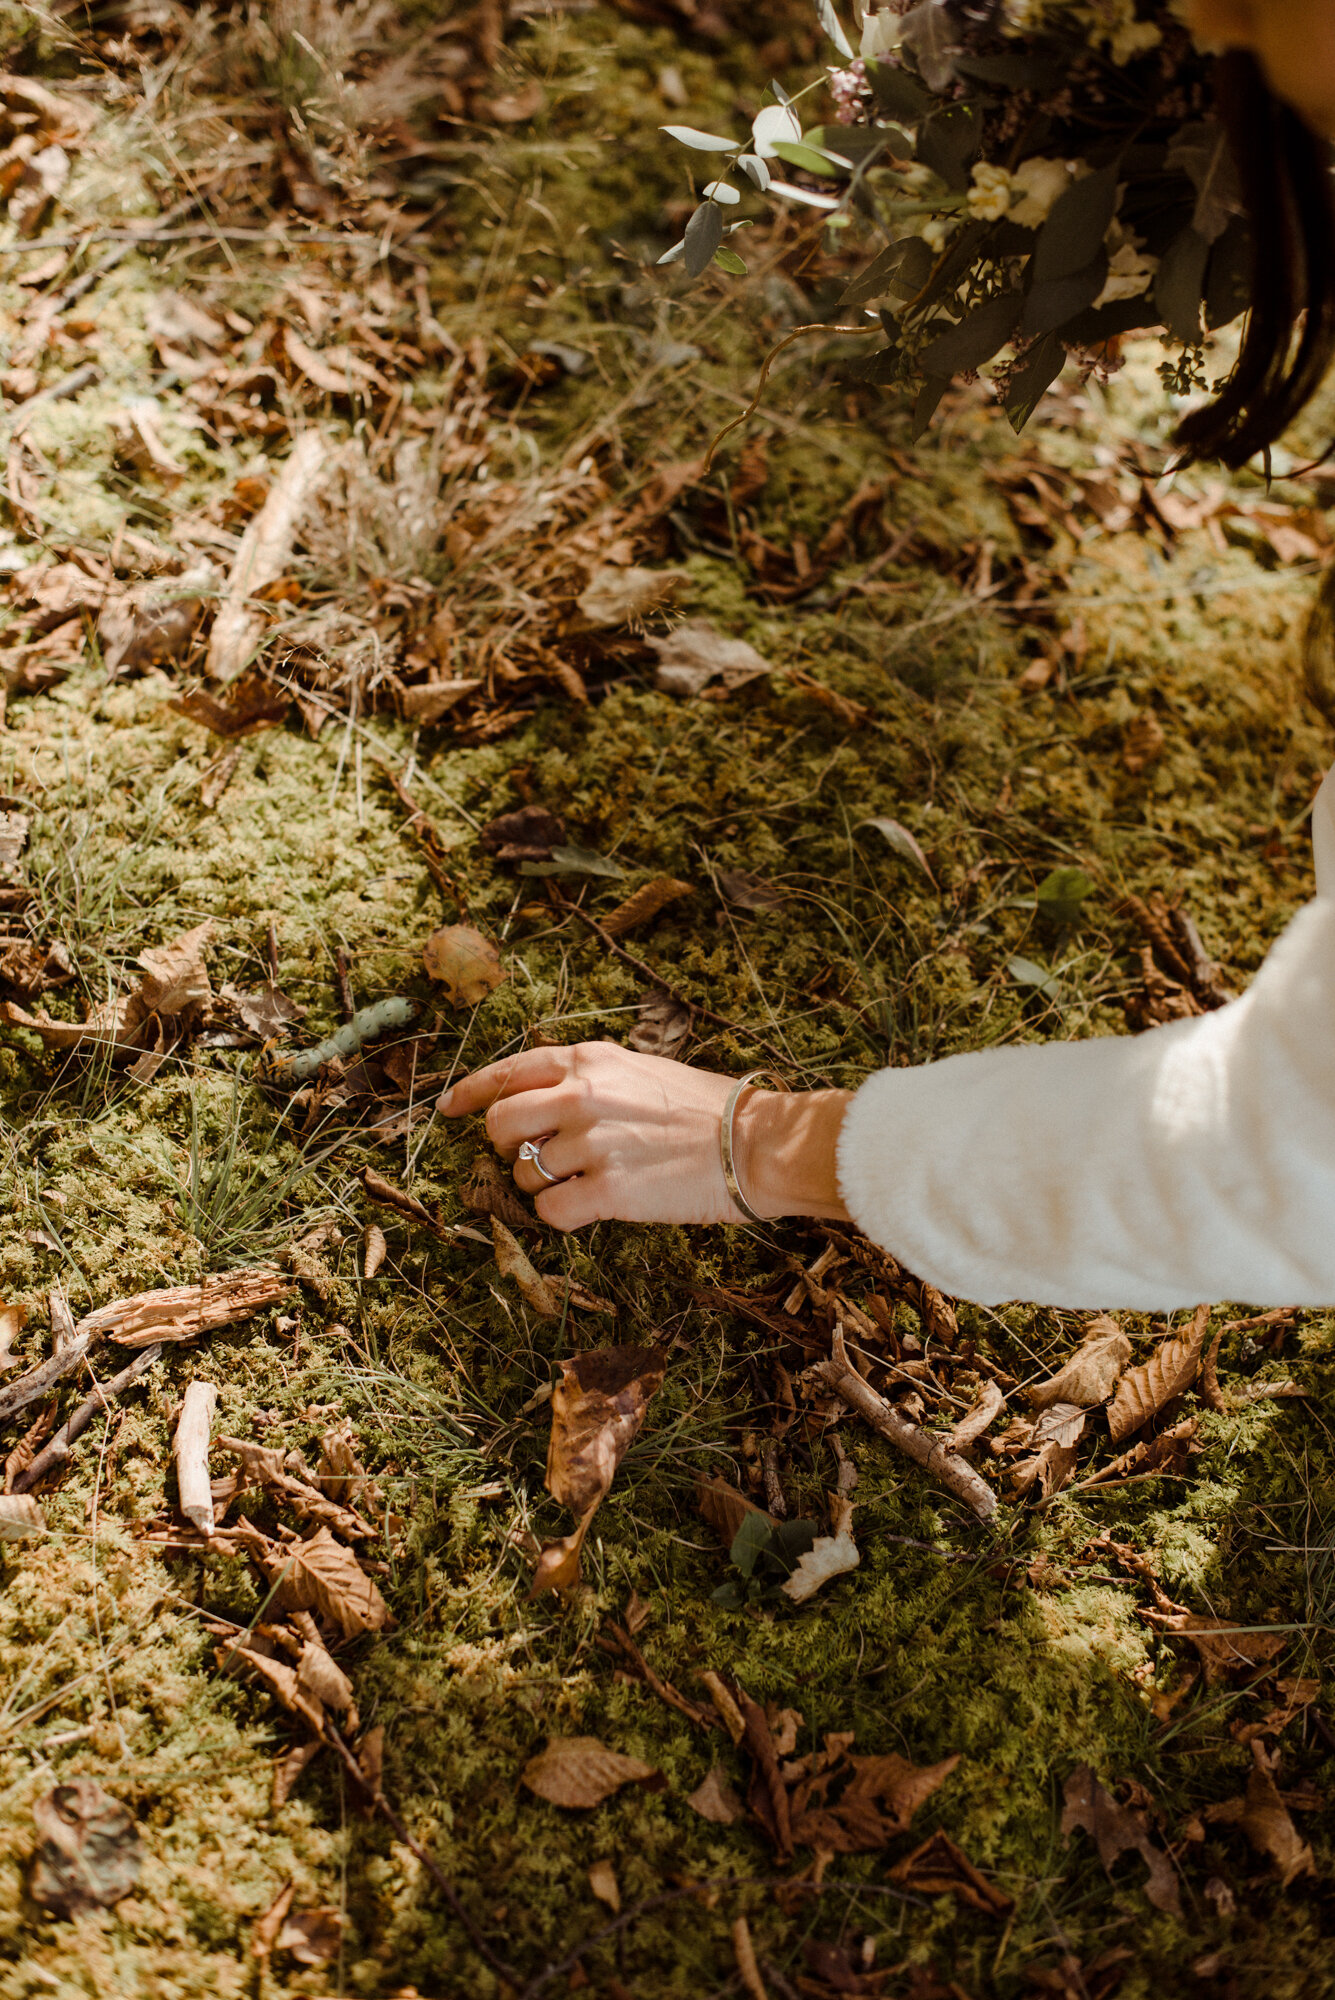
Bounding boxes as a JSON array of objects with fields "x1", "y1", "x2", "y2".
[{"x1": 1173, "y1": 50, "x2": 1335, "y2": 470}]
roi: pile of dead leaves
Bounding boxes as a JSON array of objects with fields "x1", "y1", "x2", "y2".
[{"x1": 142, "y1": 1416, "x2": 390, "y2": 1811}]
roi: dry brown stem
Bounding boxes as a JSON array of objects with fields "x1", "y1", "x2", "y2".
[
  {"x1": 12, "y1": 1345, "x2": 163, "y2": 1493},
  {"x1": 815, "y1": 1325, "x2": 998, "y2": 1522}
]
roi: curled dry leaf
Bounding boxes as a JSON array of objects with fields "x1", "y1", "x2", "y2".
[
  {"x1": 1106, "y1": 1305, "x2": 1209, "y2": 1443},
  {"x1": 422, "y1": 923, "x2": 506, "y2": 1008},
  {"x1": 599, "y1": 876, "x2": 694, "y2": 937},
  {"x1": 253, "y1": 1881, "x2": 296, "y2": 1963},
  {"x1": 478, "y1": 804, "x2": 566, "y2": 862},
  {"x1": 268, "y1": 1525, "x2": 390, "y2": 1639},
  {"x1": 946, "y1": 1379, "x2": 1005, "y2": 1452},
  {"x1": 716, "y1": 867, "x2": 786, "y2": 913},
  {"x1": 1061, "y1": 1765, "x2": 1182, "y2": 1918},
  {"x1": 575, "y1": 564, "x2": 687, "y2": 629},
  {"x1": 1140, "y1": 1609, "x2": 1285, "y2": 1684},
  {"x1": 780, "y1": 1494, "x2": 860, "y2": 1604},
  {"x1": 276, "y1": 1907, "x2": 343, "y2": 1967},
  {"x1": 587, "y1": 1859, "x2": 620, "y2": 1913},
  {"x1": 30, "y1": 1780, "x2": 142, "y2": 1917},
  {"x1": 1028, "y1": 1315, "x2": 1131, "y2": 1410},
  {"x1": 628, "y1": 989, "x2": 691, "y2": 1058},
  {"x1": 461, "y1": 1154, "x2": 532, "y2": 1231},
  {"x1": 1228, "y1": 1753, "x2": 1315, "y2": 1885},
  {"x1": 491, "y1": 1217, "x2": 561, "y2": 1317},
  {"x1": 687, "y1": 1764, "x2": 745, "y2": 1825},
  {"x1": 273, "y1": 1741, "x2": 322, "y2": 1811},
  {"x1": 521, "y1": 1735, "x2": 658, "y2": 1809},
  {"x1": 362, "y1": 1222, "x2": 387, "y2": 1279},
  {"x1": 887, "y1": 1830, "x2": 1014, "y2": 1917},
  {"x1": 778, "y1": 1742, "x2": 960, "y2": 1858},
  {"x1": 646, "y1": 619, "x2": 772, "y2": 697},
  {"x1": 1082, "y1": 1415, "x2": 1200, "y2": 1488},
  {"x1": 0, "y1": 1493, "x2": 46, "y2": 1539},
  {"x1": 1011, "y1": 1401, "x2": 1086, "y2": 1500},
  {"x1": 533, "y1": 1345, "x2": 665, "y2": 1596}
]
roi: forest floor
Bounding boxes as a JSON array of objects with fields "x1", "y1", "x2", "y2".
[{"x1": 1, "y1": 5, "x2": 1335, "y2": 1998}]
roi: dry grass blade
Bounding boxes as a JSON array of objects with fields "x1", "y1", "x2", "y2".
[{"x1": 1106, "y1": 1304, "x2": 1209, "y2": 1443}]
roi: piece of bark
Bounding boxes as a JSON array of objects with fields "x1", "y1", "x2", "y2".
[
  {"x1": 174, "y1": 1381, "x2": 217, "y2": 1533},
  {"x1": 206, "y1": 433, "x2": 326, "y2": 681},
  {"x1": 815, "y1": 1324, "x2": 997, "y2": 1521},
  {"x1": 947, "y1": 1380, "x2": 1005, "y2": 1452},
  {"x1": 48, "y1": 1288, "x2": 75, "y2": 1355},
  {"x1": 12, "y1": 1345, "x2": 163, "y2": 1493},
  {"x1": 96, "y1": 1268, "x2": 290, "y2": 1347}
]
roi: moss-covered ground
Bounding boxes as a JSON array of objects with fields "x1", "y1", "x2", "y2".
[{"x1": 1, "y1": 5, "x2": 1334, "y2": 1997}]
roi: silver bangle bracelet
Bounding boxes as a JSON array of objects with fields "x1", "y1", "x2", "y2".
[{"x1": 719, "y1": 1068, "x2": 789, "y2": 1225}]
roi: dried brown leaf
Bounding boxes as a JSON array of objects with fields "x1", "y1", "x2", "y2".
[
  {"x1": 575, "y1": 565, "x2": 687, "y2": 628},
  {"x1": 272, "y1": 1743, "x2": 321, "y2": 1811},
  {"x1": 785, "y1": 1746, "x2": 960, "y2": 1856},
  {"x1": 30, "y1": 1780, "x2": 142, "y2": 1916},
  {"x1": 171, "y1": 673, "x2": 291, "y2": 738},
  {"x1": 362, "y1": 1222, "x2": 387, "y2": 1279},
  {"x1": 269, "y1": 1525, "x2": 390, "y2": 1639},
  {"x1": 646, "y1": 619, "x2": 772, "y2": 697},
  {"x1": 1237, "y1": 1758, "x2": 1315, "y2": 1884},
  {"x1": 1061, "y1": 1765, "x2": 1181, "y2": 1918},
  {"x1": 781, "y1": 1496, "x2": 860, "y2": 1604},
  {"x1": 696, "y1": 1474, "x2": 776, "y2": 1546},
  {"x1": 546, "y1": 1346, "x2": 666, "y2": 1519},
  {"x1": 716, "y1": 867, "x2": 787, "y2": 913},
  {"x1": 400, "y1": 676, "x2": 482, "y2": 724},
  {"x1": 136, "y1": 919, "x2": 214, "y2": 1017},
  {"x1": 253, "y1": 1880, "x2": 296, "y2": 1961},
  {"x1": 422, "y1": 923, "x2": 505, "y2": 1007},
  {"x1": 0, "y1": 1493, "x2": 46, "y2": 1539},
  {"x1": 946, "y1": 1379, "x2": 1004, "y2": 1451},
  {"x1": 887, "y1": 1829, "x2": 1014, "y2": 1917},
  {"x1": 599, "y1": 876, "x2": 694, "y2": 937},
  {"x1": 492, "y1": 1216, "x2": 562, "y2": 1317},
  {"x1": 1028, "y1": 1316, "x2": 1131, "y2": 1410},
  {"x1": 521, "y1": 1735, "x2": 658, "y2": 1809},
  {"x1": 627, "y1": 988, "x2": 691, "y2": 1058},
  {"x1": 587, "y1": 1859, "x2": 620, "y2": 1913},
  {"x1": 1141, "y1": 1609, "x2": 1285, "y2": 1683},
  {"x1": 687, "y1": 1764, "x2": 745, "y2": 1825},
  {"x1": 206, "y1": 433, "x2": 327, "y2": 682},
  {"x1": 1010, "y1": 1402, "x2": 1086, "y2": 1499},
  {"x1": 1083, "y1": 1416, "x2": 1200, "y2": 1488},
  {"x1": 360, "y1": 1165, "x2": 438, "y2": 1233},
  {"x1": 478, "y1": 805, "x2": 566, "y2": 862},
  {"x1": 460, "y1": 1153, "x2": 532, "y2": 1231},
  {"x1": 0, "y1": 1299, "x2": 25, "y2": 1373},
  {"x1": 276, "y1": 1907, "x2": 343, "y2": 1966},
  {"x1": 1106, "y1": 1305, "x2": 1209, "y2": 1443}
]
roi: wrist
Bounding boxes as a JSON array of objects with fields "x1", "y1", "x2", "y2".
[{"x1": 732, "y1": 1086, "x2": 853, "y2": 1221}]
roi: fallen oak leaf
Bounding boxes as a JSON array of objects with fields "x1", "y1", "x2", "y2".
[
  {"x1": 533, "y1": 1345, "x2": 665, "y2": 1596},
  {"x1": 265, "y1": 1525, "x2": 391, "y2": 1639},
  {"x1": 1107, "y1": 1304, "x2": 1209, "y2": 1443},
  {"x1": 521, "y1": 1735, "x2": 659, "y2": 1809},
  {"x1": 1061, "y1": 1765, "x2": 1182, "y2": 1918},
  {"x1": 1140, "y1": 1609, "x2": 1285, "y2": 1684},
  {"x1": 1028, "y1": 1315, "x2": 1131, "y2": 1410},
  {"x1": 492, "y1": 1216, "x2": 562, "y2": 1317},
  {"x1": 422, "y1": 923, "x2": 505, "y2": 1007}
]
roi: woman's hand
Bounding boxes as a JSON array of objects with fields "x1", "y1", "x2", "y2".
[{"x1": 438, "y1": 1041, "x2": 852, "y2": 1231}]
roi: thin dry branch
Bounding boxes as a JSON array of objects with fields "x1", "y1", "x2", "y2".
[
  {"x1": 12, "y1": 1345, "x2": 163, "y2": 1493},
  {"x1": 206, "y1": 433, "x2": 327, "y2": 682},
  {"x1": 815, "y1": 1325, "x2": 998, "y2": 1522}
]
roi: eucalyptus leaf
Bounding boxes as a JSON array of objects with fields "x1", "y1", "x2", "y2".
[
  {"x1": 713, "y1": 246, "x2": 748, "y2": 274},
  {"x1": 1032, "y1": 162, "x2": 1119, "y2": 284},
  {"x1": 770, "y1": 139, "x2": 850, "y2": 178},
  {"x1": 656, "y1": 239, "x2": 685, "y2": 267},
  {"x1": 737, "y1": 153, "x2": 771, "y2": 190},
  {"x1": 1035, "y1": 866, "x2": 1096, "y2": 925},
  {"x1": 913, "y1": 373, "x2": 950, "y2": 440},
  {"x1": 660, "y1": 123, "x2": 737, "y2": 152},
  {"x1": 1008, "y1": 955, "x2": 1062, "y2": 1001},
  {"x1": 1155, "y1": 224, "x2": 1210, "y2": 344},
  {"x1": 864, "y1": 57, "x2": 931, "y2": 122},
  {"x1": 856, "y1": 816, "x2": 936, "y2": 885},
  {"x1": 683, "y1": 198, "x2": 725, "y2": 279},
  {"x1": 1020, "y1": 255, "x2": 1107, "y2": 339},
  {"x1": 1165, "y1": 119, "x2": 1242, "y2": 244},
  {"x1": 814, "y1": 0, "x2": 854, "y2": 60},
  {"x1": 1003, "y1": 329, "x2": 1065, "y2": 432},
  {"x1": 838, "y1": 238, "x2": 913, "y2": 311},
  {"x1": 898, "y1": 0, "x2": 959, "y2": 91},
  {"x1": 921, "y1": 292, "x2": 1021, "y2": 375},
  {"x1": 519, "y1": 844, "x2": 626, "y2": 879},
  {"x1": 915, "y1": 103, "x2": 978, "y2": 190}
]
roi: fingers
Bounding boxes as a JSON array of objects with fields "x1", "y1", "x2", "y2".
[
  {"x1": 535, "y1": 1172, "x2": 612, "y2": 1232},
  {"x1": 485, "y1": 1084, "x2": 573, "y2": 1159},
  {"x1": 438, "y1": 1046, "x2": 571, "y2": 1117},
  {"x1": 512, "y1": 1130, "x2": 583, "y2": 1193}
]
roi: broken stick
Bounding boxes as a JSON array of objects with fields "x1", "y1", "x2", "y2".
[
  {"x1": 206, "y1": 432, "x2": 327, "y2": 682},
  {"x1": 12, "y1": 1344, "x2": 163, "y2": 1493},
  {"x1": 815, "y1": 1324, "x2": 998, "y2": 1523},
  {"x1": 174, "y1": 1380, "x2": 218, "y2": 1533}
]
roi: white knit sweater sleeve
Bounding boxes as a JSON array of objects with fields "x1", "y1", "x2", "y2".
[{"x1": 835, "y1": 767, "x2": 1335, "y2": 1310}]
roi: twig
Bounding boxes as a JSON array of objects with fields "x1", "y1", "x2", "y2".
[
  {"x1": 552, "y1": 892, "x2": 791, "y2": 1068},
  {"x1": 173, "y1": 1381, "x2": 217, "y2": 1532},
  {"x1": 321, "y1": 1720, "x2": 518, "y2": 1987},
  {"x1": 0, "y1": 1326, "x2": 97, "y2": 1427},
  {"x1": 597, "y1": 1622, "x2": 715, "y2": 1730},
  {"x1": 733, "y1": 1915, "x2": 770, "y2": 2000},
  {"x1": 334, "y1": 946, "x2": 356, "y2": 1023},
  {"x1": 701, "y1": 322, "x2": 880, "y2": 474},
  {"x1": 12, "y1": 1345, "x2": 163, "y2": 1493},
  {"x1": 815, "y1": 1324, "x2": 998, "y2": 1523}
]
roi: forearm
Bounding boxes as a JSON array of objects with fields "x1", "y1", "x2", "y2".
[{"x1": 734, "y1": 1085, "x2": 853, "y2": 1221}]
